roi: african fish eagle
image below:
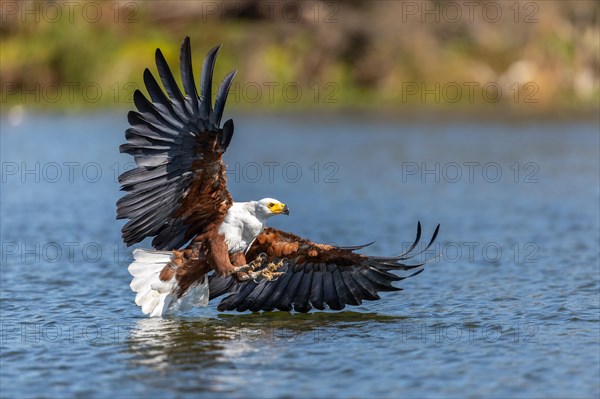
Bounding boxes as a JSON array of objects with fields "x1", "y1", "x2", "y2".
[{"x1": 117, "y1": 37, "x2": 440, "y2": 317}]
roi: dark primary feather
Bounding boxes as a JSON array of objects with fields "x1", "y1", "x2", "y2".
[
  {"x1": 211, "y1": 71, "x2": 237, "y2": 127},
  {"x1": 117, "y1": 37, "x2": 237, "y2": 250},
  {"x1": 199, "y1": 45, "x2": 221, "y2": 120},
  {"x1": 209, "y1": 223, "x2": 440, "y2": 313},
  {"x1": 179, "y1": 37, "x2": 199, "y2": 115}
]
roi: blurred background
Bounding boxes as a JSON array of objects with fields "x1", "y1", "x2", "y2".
[
  {"x1": 1, "y1": 1, "x2": 599, "y2": 399},
  {"x1": 1, "y1": 0, "x2": 598, "y2": 115}
]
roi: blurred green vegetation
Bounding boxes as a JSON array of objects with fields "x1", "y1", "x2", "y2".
[{"x1": 1, "y1": 0, "x2": 598, "y2": 116}]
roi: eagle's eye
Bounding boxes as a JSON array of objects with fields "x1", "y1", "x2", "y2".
[{"x1": 268, "y1": 202, "x2": 274, "y2": 208}]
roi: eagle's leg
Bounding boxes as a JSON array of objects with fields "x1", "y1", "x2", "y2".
[{"x1": 232, "y1": 254, "x2": 284, "y2": 282}]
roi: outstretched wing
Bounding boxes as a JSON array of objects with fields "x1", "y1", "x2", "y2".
[
  {"x1": 209, "y1": 223, "x2": 440, "y2": 312},
  {"x1": 117, "y1": 37, "x2": 237, "y2": 250}
]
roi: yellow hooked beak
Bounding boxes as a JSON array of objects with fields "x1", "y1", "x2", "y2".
[{"x1": 270, "y1": 202, "x2": 290, "y2": 215}]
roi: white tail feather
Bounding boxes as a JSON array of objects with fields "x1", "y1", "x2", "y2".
[{"x1": 128, "y1": 249, "x2": 209, "y2": 317}]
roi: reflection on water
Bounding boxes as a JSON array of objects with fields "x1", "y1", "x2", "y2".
[{"x1": 127, "y1": 312, "x2": 405, "y2": 371}]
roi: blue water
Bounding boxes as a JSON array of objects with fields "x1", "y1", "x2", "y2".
[{"x1": 1, "y1": 113, "x2": 599, "y2": 398}]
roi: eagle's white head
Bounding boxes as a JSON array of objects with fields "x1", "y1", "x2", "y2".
[{"x1": 254, "y1": 198, "x2": 289, "y2": 219}]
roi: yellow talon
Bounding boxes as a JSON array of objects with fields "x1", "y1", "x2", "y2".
[{"x1": 233, "y1": 257, "x2": 284, "y2": 283}]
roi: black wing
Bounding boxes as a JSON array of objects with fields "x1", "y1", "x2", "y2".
[
  {"x1": 209, "y1": 223, "x2": 440, "y2": 312},
  {"x1": 117, "y1": 37, "x2": 237, "y2": 250}
]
